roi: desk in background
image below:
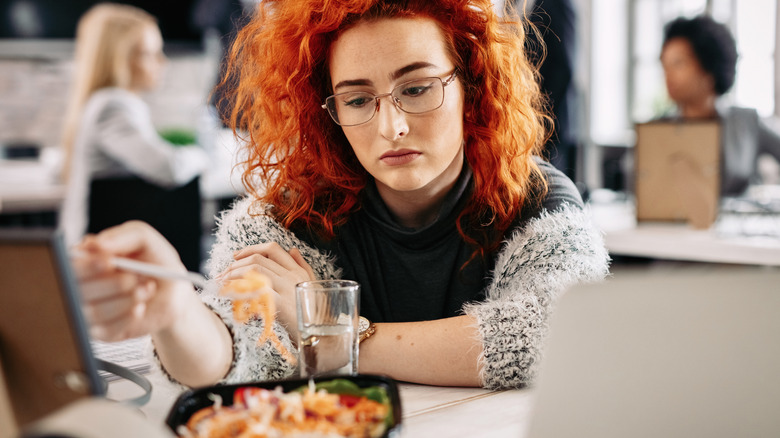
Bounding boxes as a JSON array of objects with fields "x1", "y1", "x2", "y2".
[
  {"x1": 0, "y1": 159, "x2": 62, "y2": 228},
  {"x1": 0, "y1": 159, "x2": 63, "y2": 227},
  {"x1": 0, "y1": 130, "x2": 245, "y2": 231},
  {"x1": 0, "y1": 129, "x2": 246, "y2": 210},
  {"x1": 589, "y1": 192, "x2": 780, "y2": 267}
]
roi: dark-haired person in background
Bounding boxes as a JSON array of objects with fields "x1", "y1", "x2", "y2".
[
  {"x1": 660, "y1": 15, "x2": 780, "y2": 196},
  {"x1": 191, "y1": 0, "x2": 250, "y2": 125}
]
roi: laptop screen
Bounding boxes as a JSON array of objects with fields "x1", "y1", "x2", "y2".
[{"x1": 0, "y1": 228, "x2": 104, "y2": 428}]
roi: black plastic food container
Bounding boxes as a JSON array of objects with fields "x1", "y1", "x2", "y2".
[{"x1": 165, "y1": 374, "x2": 403, "y2": 437}]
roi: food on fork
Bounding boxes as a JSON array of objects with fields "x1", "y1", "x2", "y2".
[{"x1": 219, "y1": 270, "x2": 296, "y2": 364}]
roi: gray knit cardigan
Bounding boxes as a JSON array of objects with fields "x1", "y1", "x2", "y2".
[{"x1": 182, "y1": 196, "x2": 610, "y2": 390}]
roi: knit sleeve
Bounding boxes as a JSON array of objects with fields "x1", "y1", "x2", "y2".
[
  {"x1": 160, "y1": 197, "x2": 341, "y2": 385},
  {"x1": 206, "y1": 197, "x2": 341, "y2": 280},
  {"x1": 462, "y1": 203, "x2": 610, "y2": 389}
]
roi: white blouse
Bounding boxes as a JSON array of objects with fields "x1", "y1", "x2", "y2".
[{"x1": 60, "y1": 87, "x2": 209, "y2": 245}]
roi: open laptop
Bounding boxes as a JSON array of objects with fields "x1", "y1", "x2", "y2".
[
  {"x1": 526, "y1": 267, "x2": 780, "y2": 438},
  {"x1": 0, "y1": 228, "x2": 105, "y2": 429}
]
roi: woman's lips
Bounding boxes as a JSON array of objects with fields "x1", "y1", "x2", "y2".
[{"x1": 380, "y1": 150, "x2": 421, "y2": 166}]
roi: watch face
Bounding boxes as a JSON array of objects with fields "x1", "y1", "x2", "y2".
[{"x1": 358, "y1": 316, "x2": 370, "y2": 333}]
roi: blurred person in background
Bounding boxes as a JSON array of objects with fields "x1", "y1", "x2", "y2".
[
  {"x1": 506, "y1": 0, "x2": 579, "y2": 185},
  {"x1": 660, "y1": 14, "x2": 780, "y2": 196},
  {"x1": 59, "y1": 3, "x2": 209, "y2": 271},
  {"x1": 191, "y1": 0, "x2": 249, "y2": 126}
]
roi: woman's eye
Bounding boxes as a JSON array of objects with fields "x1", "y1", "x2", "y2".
[
  {"x1": 343, "y1": 95, "x2": 373, "y2": 108},
  {"x1": 402, "y1": 84, "x2": 433, "y2": 97}
]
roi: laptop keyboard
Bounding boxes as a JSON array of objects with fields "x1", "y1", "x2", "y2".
[
  {"x1": 91, "y1": 337, "x2": 152, "y2": 381},
  {"x1": 717, "y1": 195, "x2": 780, "y2": 239}
]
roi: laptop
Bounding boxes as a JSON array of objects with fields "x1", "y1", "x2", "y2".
[
  {"x1": 0, "y1": 228, "x2": 105, "y2": 429},
  {"x1": 526, "y1": 267, "x2": 780, "y2": 438},
  {"x1": 634, "y1": 121, "x2": 721, "y2": 228}
]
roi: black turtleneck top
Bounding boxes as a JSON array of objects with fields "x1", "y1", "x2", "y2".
[{"x1": 292, "y1": 158, "x2": 581, "y2": 323}]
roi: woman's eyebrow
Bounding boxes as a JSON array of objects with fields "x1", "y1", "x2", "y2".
[
  {"x1": 333, "y1": 78, "x2": 371, "y2": 90},
  {"x1": 390, "y1": 61, "x2": 437, "y2": 80},
  {"x1": 332, "y1": 61, "x2": 438, "y2": 91}
]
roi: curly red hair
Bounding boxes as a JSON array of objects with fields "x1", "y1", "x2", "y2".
[{"x1": 221, "y1": 0, "x2": 550, "y2": 253}]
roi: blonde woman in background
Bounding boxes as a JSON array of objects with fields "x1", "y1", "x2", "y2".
[{"x1": 60, "y1": 3, "x2": 208, "y2": 269}]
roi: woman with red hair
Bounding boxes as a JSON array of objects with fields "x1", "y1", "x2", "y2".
[{"x1": 75, "y1": 0, "x2": 608, "y2": 389}]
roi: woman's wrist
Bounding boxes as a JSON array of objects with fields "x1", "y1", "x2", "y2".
[
  {"x1": 152, "y1": 280, "x2": 203, "y2": 335},
  {"x1": 153, "y1": 284, "x2": 233, "y2": 386}
]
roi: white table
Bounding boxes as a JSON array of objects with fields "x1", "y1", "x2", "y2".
[
  {"x1": 589, "y1": 199, "x2": 780, "y2": 266},
  {"x1": 0, "y1": 130, "x2": 245, "y2": 216},
  {"x1": 0, "y1": 181, "x2": 65, "y2": 214},
  {"x1": 399, "y1": 384, "x2": 533, "y2": 437},
  {"x1": 0, "y1": 159, "x2": 64, "y2": 214},
  {"x1": 107, "y1": 376, "x2": 535, "y2": 437}
]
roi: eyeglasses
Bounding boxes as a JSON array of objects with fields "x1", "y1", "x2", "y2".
[{"x1": 322, "y1": 71, "x2": 458, "y2": 127}]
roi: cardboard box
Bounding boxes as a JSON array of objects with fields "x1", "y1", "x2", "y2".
[{"x1": 634, "y1": 121, "x2": 720, "y2": 229}]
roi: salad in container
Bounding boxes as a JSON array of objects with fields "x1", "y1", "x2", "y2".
[{"x1": 165, "y1": 374, "x2": 402, "y2": 438}]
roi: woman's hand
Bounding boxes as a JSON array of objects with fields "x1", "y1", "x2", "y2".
[
  {"x1": 219, "y1": 242, "x2": 315, "y2": 340},
  {"x1": 73, "y1": 221, "x2": 200, "y2": 342}
]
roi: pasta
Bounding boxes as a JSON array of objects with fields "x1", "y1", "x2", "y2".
[{"x1": 219, "y1": 270, "x2": 297, "y2": 364}]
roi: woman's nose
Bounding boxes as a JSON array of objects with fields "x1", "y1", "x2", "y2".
[{"x1": 376, "y1": 96, "x2": 409, "y2": 140}]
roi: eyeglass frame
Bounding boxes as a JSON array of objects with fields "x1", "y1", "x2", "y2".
[{"x1": 321, "y1": 70, "x2": 459, "y2": 127}]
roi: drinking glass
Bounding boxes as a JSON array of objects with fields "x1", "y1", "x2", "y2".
[{"x1": 296, "y1": 280, "x2": 360, "y2": 378}]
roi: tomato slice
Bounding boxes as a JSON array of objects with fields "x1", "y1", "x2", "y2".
[
  {"x1": 339, "y1": 394, "x2": 362, "y2": 408},
  {"x1": 234, "y1": 387, "x2": 264, "y2": 406}
]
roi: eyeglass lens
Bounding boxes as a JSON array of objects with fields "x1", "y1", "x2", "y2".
[{"x1": 325, "y1": 77, "x2": 446, "y2": 126}]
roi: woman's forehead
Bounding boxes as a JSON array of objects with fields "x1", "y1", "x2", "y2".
[
  {"x1": 662, "y1": 38, "x2": 696, "y2": 60},
  {"x1": 328, "y1": 17, "x2": 452, "y2": 83}
]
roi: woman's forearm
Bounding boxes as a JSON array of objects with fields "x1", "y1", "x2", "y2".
[
  {"x1": 152, "y1": 288, "x2": 233, "y2": 387},
  {"x1": 358, "y1": 315, "x2": 483, "y2": 387}
]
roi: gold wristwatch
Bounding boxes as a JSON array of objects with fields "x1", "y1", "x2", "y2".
[{"x1": 358, "y1": 316, "x2": 376, "y2": 343}]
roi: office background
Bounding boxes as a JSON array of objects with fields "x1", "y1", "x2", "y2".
[
  {"x1": 582, "y1": 0, "x2": 780, "y2": 190},
  {"x1": 0, "y1": 0, "x2": 778, "y2": 193}
]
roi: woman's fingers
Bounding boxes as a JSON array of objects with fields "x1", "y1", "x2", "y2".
[
  {"x1": 71, "y1": 247, "x2": 112, "y2": 280},
  {"x1": 232, "y1": 242, "x2": 271, "y2": 259},
  {"x1": 221, "y1": 253, "x2": 292, "y2": 282},
  {"x1": 89, "y1": 302, "x2": 146, "y2": 342},
  {"x1": 78, "y1": 271, "x2": 140, "y2": 302},
  {"x1": 233, "y1": 242, "x2": 303, "y2": 273},
  {"x1": 240, "y1": 253, "x2": 288, "y2": 277},
  {"x1": 228, "y1": 243, "x2": 314, "y2": 282},
  {"x1": 81, "y1": 220, "x2": 184, "y2": 269},
  {"x1": 83, "y1": 293, "x2": 136, "y2": 325},
  {"x1": 83, "y1": 280, "x2": 156, "y2": 322},
  {"x1": 219, "y1": 263, "x2": 268, "y2": 282},
  {"x1": 72, "y1": 221, "x2": 190, "y2": 341},
  {"x1": 289, "y1": 248, "x2": 315, "y2": 280}
]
